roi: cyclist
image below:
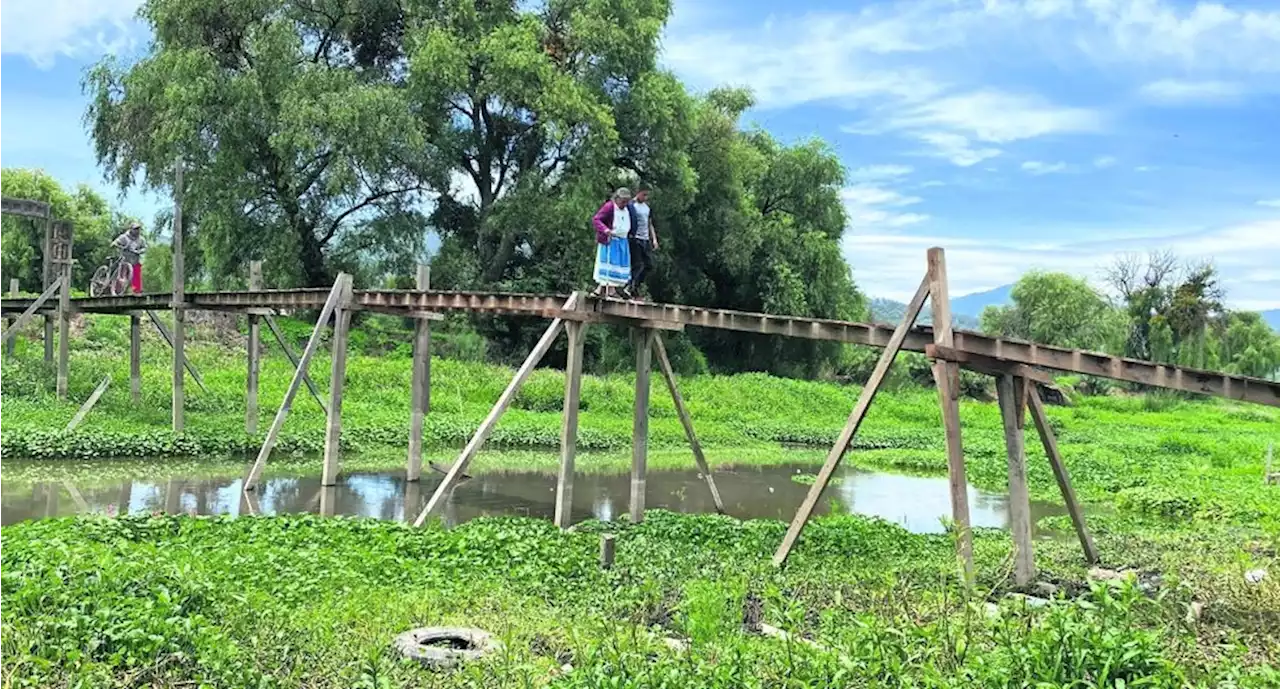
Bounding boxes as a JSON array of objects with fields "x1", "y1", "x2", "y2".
[{"x1": 112, "y1": 222, "x2": 147, "y2": 294}]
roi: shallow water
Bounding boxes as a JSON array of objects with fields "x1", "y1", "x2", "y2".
[{"x1": 1, "y1": 460, "x2": 1065, "y2": 534}]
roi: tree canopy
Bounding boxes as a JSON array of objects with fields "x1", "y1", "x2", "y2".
[
  {"x1": 980, "y1": 271, "x2": 1123, "y2": 352},
  {"x1": 85, "y1": 0, "x2": 865, "y2": 375}
]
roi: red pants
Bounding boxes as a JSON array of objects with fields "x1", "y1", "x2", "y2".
[{"x1": 131, "y1": 262, "x2": 143, "y2": 293}]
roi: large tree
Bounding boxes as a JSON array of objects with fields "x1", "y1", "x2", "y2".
[
  {"x1": 86, "y1": 0, "x2": 437, "y2": 287},
  {"x1": 980, "y1": 271, "x2": 1124, "y2": 352}
]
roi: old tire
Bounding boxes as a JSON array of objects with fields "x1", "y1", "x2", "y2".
[{"x1": 393, "y1": 627, "x2": 502, "y2": 669}]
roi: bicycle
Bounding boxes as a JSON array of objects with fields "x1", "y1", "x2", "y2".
[{"x1": 90, "y1": 250, "x2": 136, "y2": 297}]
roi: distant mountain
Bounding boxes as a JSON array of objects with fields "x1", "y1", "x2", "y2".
[
  {"x1": 950, "y1": 284, "x2": 1014, "y2": 319},
  {"x1": 869, "y1": 297, "x2": 980, "y2": 329}
]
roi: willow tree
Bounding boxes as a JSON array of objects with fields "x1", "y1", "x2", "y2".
[{"x1": 85, "y1": 0, "x2": 439, "y2": 286}]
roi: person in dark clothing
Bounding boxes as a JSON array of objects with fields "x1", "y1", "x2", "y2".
[{"x1": 621, "y1": 187, "x2": 658, "y2": 301}]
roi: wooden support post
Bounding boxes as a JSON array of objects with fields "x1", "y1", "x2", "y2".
[
  {"x1": 927, "y1": 247, "x2": 973, "y2": 582},
  {"x1": 630, "y1": 329, "x2": 653, "y2": 523},
  {"x1": 144, "y1": 311, "x2": 208, "y2": 393},
  {"x1": 165, "y1": 478, "x2": 182, "y2": 514},
  {"x1": 600, "y1": 533, "x2": 616, "y2": 569},
  {"x1": 407, "y1": 264, "x2": 431, "y2": 482},
  {"x1": 246, "y1": 261, "x2": 263, "y2": 434},
  {"x1": 65, "y1": 375, "x2": 111, "y2": 432},
  {"x1": 172, "y1": 163, "x2": 185, "y2": 433},
  {"x1": 4, "y1": 279, "x2": 16, "y2": 357},
  {"x1": 243, "y1": 274, "x2": 350, "y2": 491},
  {"x1": 130, "y1": 314, "x2": 141, "y2": 403},
  {"x1": 56, "y1": 262, "x2": 70, "y2": 401},
  {"x1": 653, "y1": 334, "x2": 724, "y2": 513},
  {"x1": 263, "y1": 315, "x2": 328, "y2": 414},
  {"x1": 44, "y1": 314, "x2": 54, "y2": 363},
  {"x1": 1027, "y1": 390, "x2": 1099, "y2": 564},
  {"x1": 63, "y1": 481, "x2": 89, "y2": 512},
  {"x1": 412, "y1": 294, "x2": 579, "y2": 527},
  {"x1": 1, "y1": 277, "x2": 63, "y2": 348},
  {"x1": 404, "y1": 480, "x2": 421, "y2": 523},
  {"x1": 555, "y1": 309, "x2": 587, "y2": 528},
  {"x1": 319, "y1": 486, "x2": 338, "y2": 517},
  {"x1": 774, "y1": 275, "x2": 931, "y2": 566},
  {"x1": 42, "y1": 218, "x2": 52, "y2": 365},
  {"x1": 997, "y1": 374, "x2": 1034, "y2": 586},
  {"x1": 321, "y1": 279, "x2": 354, "y2": 487}
]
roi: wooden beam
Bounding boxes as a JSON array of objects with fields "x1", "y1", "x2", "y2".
[
  {"x1": 997, "y1": 374, "x2": 1034, "y2": 586},
  {"x1": 412, "y1": 293, "x2": 579, "y2": 526},
  {"x1": 62, "y1": 481, "x2": 89, "y2": 512},
  {"x1": 407, "y1": 264, "x2": 431, "y2": 482},
  {"x1": 56, "y1": 262, "x2": 71, "y2": 401},
  {"x1": 927, "y1": 247, "x2": 973, "y2": 583},
  {"x1": 65, "y1": 375, "x2": 111, "y2": 432},
  {"x1": 925, "y1": 344, "x2": 1055, "y2": 385},
  {"x1": 4, "y1": 279, "x2": 16, "y2": 356},
  {"x1": 130, "y1": 314, "x2": 142, "y2": 403},
  {"x1": 263, "y1": 315, "x2": 329, "y2": 415},
  {"x1": 243, "y1": 274, "x2": 350, "y2": 491},
  {"x1": 555, "y1": 315, "x2": 587, "y2": 528},
  {"x1": 544, "y1": 309, "x2": 685, "y2": 331},
  {"x1": 1027, "y1": 389, "x2": 1099, "y2": 564},
  {"x1": 653, "y1": 333, "x2": 724, "y2": 514},
  {"x1": 246, "y1": 261, "x2": 263, "y2": 435},
  {"x1": 144, "y1": 311, "x2": 208, "y2": 393},
  {"x1": 1, "y1": 277, "x2": 62, "y2": 348},
  {"x1": 321, "y1": 279, "x2": 354, "y2": 487},
  {"x1": 172, "y1": 162, "x2": 185, "y2": 432},
  {"x1": 631, "y1": 329, "x2": 653, "y2": 523},
  {"x1": 773, "y1": 274, "x2": 931, "y2": 566}
]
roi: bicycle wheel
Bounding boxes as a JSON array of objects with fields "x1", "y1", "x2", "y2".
[
  {"x1": 90, "y1": 265, "x2": 111, "y2": 297},
  {"x1": 112, "y1": 262, "x2": 133, "y2": 296}
]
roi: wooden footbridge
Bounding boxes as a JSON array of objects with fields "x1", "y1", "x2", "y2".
[{"x1": 4, "y1": 194, "x2": 1278, "y2": 585}]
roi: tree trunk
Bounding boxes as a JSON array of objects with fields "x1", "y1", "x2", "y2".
[{"x1": 298, "y1": 224, "x2": 330, "y2": 287}]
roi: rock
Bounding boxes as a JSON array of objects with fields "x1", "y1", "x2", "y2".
[
  {"x1": 983, "y1": 602, "x2": 1001, "y2": 618},
  {"x1": 1007, "y1": 593, "x2": 1050, "y2": 608},
  {"x1": 561, "y1": 664, "x2": 574, "y2": 674},
  {"x1": 1088, "y1": 567, "x2": 1126, "y2": 582},
  {"x1": 1245, "y1": 569, "x2": 1268, "y2": 585},
  {"x1": 662, "y1": 637, "x2": 688, "y2": 653},
  {"x1": 1033, "y1": 582, "x2": 1060, "y2": 598},
  {"x1": 1185, "y1": 602, "x2": 1205, "y2": 624}
]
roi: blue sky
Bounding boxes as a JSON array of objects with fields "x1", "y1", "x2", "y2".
[{"x1": 3, "y1": 0, "x2": 1279, "y2": 309}]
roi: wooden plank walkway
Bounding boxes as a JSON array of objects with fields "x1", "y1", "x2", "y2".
[{"x1": 3, "y1": 289, "x2": 1277, "y2": 407}]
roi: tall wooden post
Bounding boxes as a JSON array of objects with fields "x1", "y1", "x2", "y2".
[
  {"x1": 246, "y1": 261, "x2": 263, "y2": 434},
  {"x1": 555, "y1": 303, "x2": 587, "y2": 529},
  {"x1": 55, "y1": 233, "x2": 70, "y2": 400},
  {"x1": 630, "y1": 329, "x2": 653, "y2": 523},
  {"x1": 927, "y1": 247, "x2": 973, "y2": 582},
  {"x1": 322, "y1": 277, "x2": 354, "y2": 487},
  {"x1": 130, "y1": 314, "x2": 142, "y2": 403},
  {"x1": 1027, "y1": 390, "x2": 1099, "y2": 564},
  {"x1": 171, "y1": 163, "x2": 186, "y2": 433},
  {"x1": 652, "y1": 335, "x2": 724, "y2": 512},
  {"x1": 43, "y1": 217, "x2": 53, "y2": 364},
  {"x1": 997, "y1": 374, "x2": 1034, "y2": 586},
  {"x1": 407, "y1": 264, "x2": 431, "y2": 481},
  {"x1": 5, "y1": 279, "x2": 16, "y2": 357}
]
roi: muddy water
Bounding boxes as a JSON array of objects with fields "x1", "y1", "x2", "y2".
[{"x1": 1, "y1": 462, "x2": 1065, "y2": 534}]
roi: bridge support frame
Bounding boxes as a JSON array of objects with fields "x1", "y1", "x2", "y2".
[
  {"x1": 407, "y1": 264, "x2": 432, "y2": 482},
  {"x1": 630, "y1": 328, "x2": 653, "y2": 523},
  {"x1": 322, "y1": 278, "x2": 354, "y2": 486},
  {"x1": 246, "y1": 261, "x2": 262, "y2": 434}
]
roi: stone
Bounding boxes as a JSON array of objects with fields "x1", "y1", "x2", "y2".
[
  {"x1": 1089, "y1": 567, "x2": 1127, "y2": 582},
  {"x1": 1007, "y1": 593, "x2": 1051, "y2": 608},
  {"x1": 1033, "y1": 582, "x2": 1060, "y2": 598},
  {"x1": 1244, "y1": 569, "x2": 1268, "y2": 585},
  {"x1": 1185, "y1": 601, "x2": 1205, "y2": 624},
  {"x1": 662, "y1": 637, "x2": 689, "y2": 653}
]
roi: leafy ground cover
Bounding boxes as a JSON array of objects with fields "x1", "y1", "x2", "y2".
[
  {"x1": 2, "y1": 511, "x2": 1278, "y2": 688},
  {"x1": 2, "y1": 319, "x2": 1278, "y2": 687}
]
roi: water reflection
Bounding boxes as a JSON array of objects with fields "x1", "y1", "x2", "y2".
[{"x1": 2, "y1": 463, "x2": 1066, "y2": 534}]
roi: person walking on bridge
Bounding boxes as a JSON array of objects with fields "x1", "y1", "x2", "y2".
[
  {"x1": 112, "y1": 222, "x2": 147, "y2": 294},
  {"x1": 591, "y1": 188, "x2": 635, "y2": 298},
  {"x1": 622, "y1": 186, "x2": 658, "y2": 301}
]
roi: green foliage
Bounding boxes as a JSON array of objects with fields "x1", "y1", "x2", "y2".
[{"x1": 980, "y1": 270, "x2": 1124, "y2": 352}]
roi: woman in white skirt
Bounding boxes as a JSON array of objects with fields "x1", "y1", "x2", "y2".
[{"x1": 590, "y1": 187, "x2": 636, "y2": 297}]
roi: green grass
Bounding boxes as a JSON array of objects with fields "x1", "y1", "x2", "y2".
[
  {"x1": 3, "y1": 316, "x2": 1280, "y2": 686},
  {"x1": 2, "y1": 512, "x2": 1278, "y2": 688}
]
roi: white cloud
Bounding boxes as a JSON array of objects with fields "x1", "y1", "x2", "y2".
[
  {"x1": 849, "y1": 164, "x2": 914, "y2": 181},
  {"x1": 1, "y1": 0, "x2": 144, "y2": 67},
  {"x1": 1021, "y1": 160, "x2": 1069, "y2": 175},
  {"x1": 1093, "y1": 155, "x2": 1117, "y2": 169},
  {"x1": 882, "y1": 90, "x2": 1104, "y2": 143},
  {"x1": 1258, "y1": 199, "x2": 1280, "y2": 208},
  {"x1": 914, "y1": 132, "x2": 1001, "y2": 167},
  {"x1": 846, "y1": 220, "x2": 1280, "y2": 309},
  {"x1": 1139, "y1": 79, "x2": 1246, "y2": 104},
  {"x1": 841, "y1": 184, "x2": 928, "y2": 232},
  {"x1": 1134, "y1": 165, "x2": 1158, "y2": 172}
]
